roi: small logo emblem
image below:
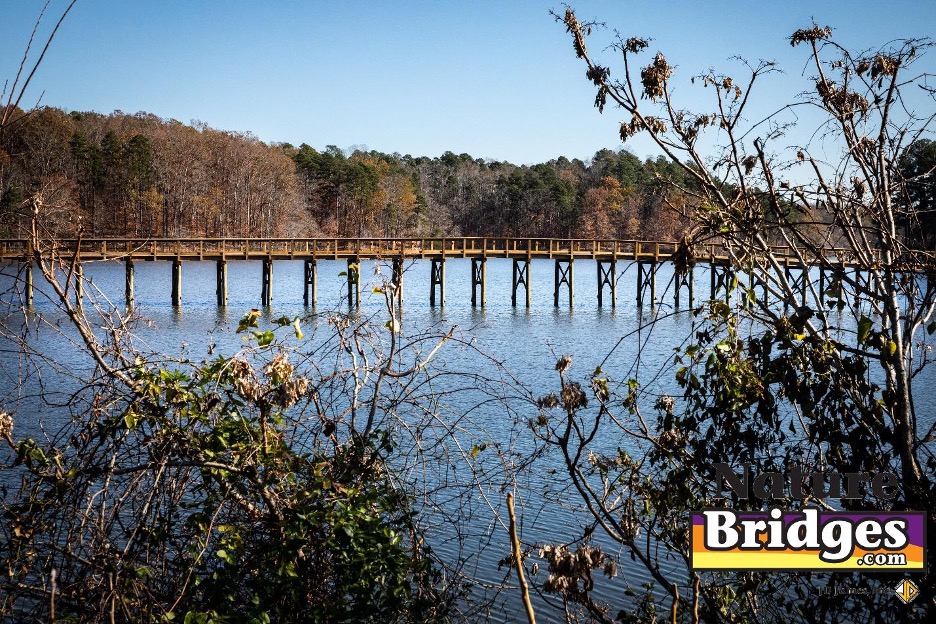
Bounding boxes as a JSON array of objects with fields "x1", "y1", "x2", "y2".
[{"x1": 894, "y1": 579, "x2": 919, "y2": 604}]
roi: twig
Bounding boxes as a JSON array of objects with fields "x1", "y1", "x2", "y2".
[{"x1": 507, "y1": 492, "x2": 536, "y2": 624}]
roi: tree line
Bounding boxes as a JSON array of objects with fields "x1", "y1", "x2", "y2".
[{"x1": 0, "y1": 106, "x2": 693, "y2": 240}]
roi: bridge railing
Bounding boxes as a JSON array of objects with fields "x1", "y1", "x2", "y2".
[
  {"x1": 0, "y1": 236, "x2": 815, "y2": 260},
  {"x1": 1, "y1": 237, "x2": 677, "y2": 258},
  {"x1": 0, "y1": 237, "x2": 921, "y2": 267}
]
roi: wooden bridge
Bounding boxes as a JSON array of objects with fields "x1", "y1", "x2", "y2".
[{"x1": 0, "y1": 237, "x2": 874, "y2": 309}]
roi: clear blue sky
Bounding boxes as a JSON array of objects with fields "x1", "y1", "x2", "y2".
[{"x1": 2, "y1": 0, "x2": 934, "y2": 165}]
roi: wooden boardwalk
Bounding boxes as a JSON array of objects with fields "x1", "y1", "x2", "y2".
[
  {"x1": 1, "y1": 237, "x2": 696, "y2": 262},
  {"x1": 0, "y1": 237, "x2": 888, "y2": 309}
]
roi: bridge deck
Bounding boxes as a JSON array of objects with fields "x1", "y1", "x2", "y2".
[{"x1": 0, "y1": 237, "x2": 864, "y2": 267}]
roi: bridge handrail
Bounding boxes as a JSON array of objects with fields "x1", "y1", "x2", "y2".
[{"x1": 0, "y1": 237, "x2": 915, "y2": 265}]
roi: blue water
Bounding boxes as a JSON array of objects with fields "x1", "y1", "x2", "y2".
[{"x1": 0, "y1": 257, "x2": 932, "y2": 621}]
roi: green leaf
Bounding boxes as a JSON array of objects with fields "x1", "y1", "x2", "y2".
[
  {"x1": 236, "y1": 309, "x2": 262, "y2": 333},
  {"x1": 253, "y1": 330, "x2": 275, "y2": 347},
  {"x1": 857, "y1": 316, "x2": 872, "y2": 345},
  {"x1": 292, "y1": 317, "x2": 304, "y2": 340},
  {"x1": 124, "y1": 411, "x2": 139, "y2": 431}
]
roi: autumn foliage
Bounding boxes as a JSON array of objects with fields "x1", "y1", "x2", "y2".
[{"x1": 0, "y1": 106, "x2": 691, "y2": 240}]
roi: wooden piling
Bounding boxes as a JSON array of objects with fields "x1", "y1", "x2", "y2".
[
  {"x1": 833, "y1": 264, "x2": 845, "y2": 306},
  {"x1": 347, "y1": 257, "x2": 360, "y2": 307},
  {"x1": 818, "y1": 267, "x2": 826, "y2": 306},
  {"x1": 303, "y1": 258, "x2": 316, "y2": 307},
  {"x1": 710, "y1": 262, "x2": 716, "y2": 301},
  {"x1": 674, "y1": 268, "x2": 693, "y2": 308},
  {"x1": 688, "y1": 270, "x2": 695, "y2": 308},
  {"x1": 637, "y1": 261, "x2": 656, "y2": 308},
  {"x1": 392, "y1": 257, "x2": 403, "y2": 309},
  {"x1": 784, "y1": 263, "x2": 807, "y2": 307},
  {"x1": 429, "y1": 258, "x2": 445, "y2": 306},
  {"x1": 471, "y1": 258, "x2": 487, "y2": 307},
  {"x1": 709, "y1": 263, "x2": 733, "y2": 302},
  {"x1": 171, "y1": 259, "x2": 181, "y2": 307},
  {"x1": 801, "y1": 267, "x2": 808, "y2": 307},
  {"x1": 650, "y1": 265, "x2": 656, "y2": 305},
  {"x1": 216, "y1": 259, "x2": 228, "y2": 306},
  {"x1": 23, "y1": 261, "x2": 33, "y2": 307},
  {"x1": 261, "y1": 256, "x2": 273, "y2": 306},
  {"x1": 512, "y1": 259, "x2": 530, "y2": 308},
  {"x1": 125, "y1": 258, "x2": 134, "y2": 309},
  {"x1": 597, "y1": 259, "x2": 616, "y2": 308},
  {"x1": 554, "y1": 259, "x2": 573, "y2": 307}
]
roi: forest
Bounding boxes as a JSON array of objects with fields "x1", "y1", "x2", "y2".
[{"x1": 0, "y1": 106, "x2": 693, "y2": 241}]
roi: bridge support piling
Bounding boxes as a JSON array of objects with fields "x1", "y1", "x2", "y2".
[
  {"x1": 125, "y1": 258, "x2": 134, "y2": 309},
  {"x1": 303, "y1": 259, "x2": 316, "y2": 307},
  {"x1": 216, "y1": 260, "x2": 228, "y2": 306},
  {"x1": 471, "y1": 258, "x2": 486, "y2": 307},
  {"x1": 554, "y1": 259, "x2": 573, "y2": 307},
  {"x1": 171, "y1": 259, "x2": 181, "y2": 307},
  {"x1": 637, "y1": 261, "x2": 657, "y2": 308},
  {"x1": 709, "y1": 263, "x2": 734, "y2": 302},
  {"x1": 512, "y1": 259, "x2": 530, "y2": 308},
  {"x1": 674, "y1": 268, "x2": 693, "y2": 308},
  {"x1": 828, "y1": 264, "x2": 845, "y2": 307},
  {"x1": 709, "y1": 263, "x2": 716, "y2": 302},
  {"x1": 800, "y1": 267, "x2": 808, "y2": 307},
  {"x1": 818, "y1": 267, "x2": 826, "y2": 306},
  {"x1": 261, "y1": 257, "x2": 273, "y2": 307},
  {"x1": 22, "y1": 261, "x2": 33, "y2": 308},
  {"x1": 391, "y1": 257, "x2": 403, "y2": 309},
  {"x1": 429, "y1": 258, "x2": 445, "y2": 306},
  {"x1": 783, "y1": 261, "x2": 808, "y2": 308},
  {"x1": 347, "y1": 257, "x2": 360, "y2": 308},
  {"x1": 597, "y1": 259, "x2": 616, "y2": 308}
]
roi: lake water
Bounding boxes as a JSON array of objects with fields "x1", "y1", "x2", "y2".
[{"x1": 1, "y1": 257, "x2": 931, "y2": 621}]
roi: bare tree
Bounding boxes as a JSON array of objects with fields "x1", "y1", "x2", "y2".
[
  {"x1": 0, "y1": 0, "x2": 78, "y2": 132},
  {"x1": 517, "y1": 8, "x2": 936, "y2": 623}
]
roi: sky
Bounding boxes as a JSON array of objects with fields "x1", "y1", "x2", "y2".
[{"x1": 1, "y1": 0, "x2": 934, "y2": 165}]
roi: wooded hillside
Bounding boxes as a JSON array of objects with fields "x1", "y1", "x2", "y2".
[{"x1": 0, "y1": 107, "x2": 693, "y2": 240}]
